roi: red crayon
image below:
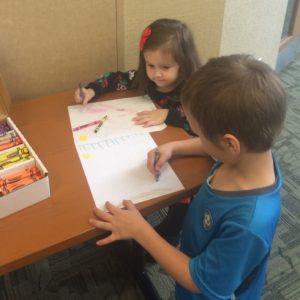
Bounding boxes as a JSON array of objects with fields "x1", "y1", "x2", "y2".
[{"x1": 72, "y1": 120, "x2": 101, "y2": 132}]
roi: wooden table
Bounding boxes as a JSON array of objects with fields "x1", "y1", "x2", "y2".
[{"x1": 0, "y1": 90, "x2": 213, "y2": 275}]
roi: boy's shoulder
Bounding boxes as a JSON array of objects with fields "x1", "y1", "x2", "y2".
[
  {"x1": 210, "y1": 152, "x2": 281, "y2": 193},
  {"x1": 199, "y1": 157, "x2": 280, "y2": 230}
]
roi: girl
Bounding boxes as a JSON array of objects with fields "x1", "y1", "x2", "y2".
[
  {"x1": 74, "y1": 18, "x2": 201, "y2": 136},
  {"x1": 75, "y1": 18, "x2": 201, "y2": 247}
]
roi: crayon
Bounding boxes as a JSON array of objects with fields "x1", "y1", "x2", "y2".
[
  {"x1": 0, "y1": 166, "x2": 44, "y2": 195},
  {"x1": 94, "y1": 115, "x2": 108, "y2": 134},
  {"x1": 72, "y1": 120, "x2": 101, "y2": 132},
  {"x1": 154, "y1": 148, "x2": 160, "y2": 182},
  {"x1": 79, "y1": 82, "x2": 84, "y2": 102}
]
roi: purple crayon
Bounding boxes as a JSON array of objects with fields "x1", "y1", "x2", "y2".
[
  {"x1": 79, "y1": 82, "x2": 84, "y2": 102},
  {"x1": 0, "y1": 123, "x2": 11, "y2": 135}
]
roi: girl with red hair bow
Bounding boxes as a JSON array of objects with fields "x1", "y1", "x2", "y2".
[
  {"x1": 75, "y1": 18, "x2": 201, "y2": 247},
  {"x1": 74, "y1": 18, "x2": 201, "y2": 136}
]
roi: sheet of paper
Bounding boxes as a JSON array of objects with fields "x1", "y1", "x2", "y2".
[
  {"x1": 68, "y1": 95, "x2": 166, "y2": 145},
  {"x1": 76, "y1": 133, "x2": 184, "y2": 209}
]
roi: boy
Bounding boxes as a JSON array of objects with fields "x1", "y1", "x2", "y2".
[{"x1": 89, "y1": 54, "x2": 287, "y2": 299}]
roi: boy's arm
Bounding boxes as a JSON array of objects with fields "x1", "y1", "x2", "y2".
[
  {"x1": 86, "y1": 70, "x2": 136, "y2": 99},
  {"x1": 135, "y1": 212, "x2": 199, "y2": 293},
  {"x1": 147, "y1": 137, "x2": 208, "y2": 175},
  {"x1": 170, "y1": 137, "x2": 207, "y2": 156},
  {"x1": 89, "y1": 200, "x2": 200, "y2": 293}
]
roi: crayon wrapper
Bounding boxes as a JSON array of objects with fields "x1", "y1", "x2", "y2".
[{"x1": 0, "y1": 167, "x2": 44, "y2": 195}]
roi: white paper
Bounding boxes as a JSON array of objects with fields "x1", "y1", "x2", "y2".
[
  {"x1": 68, "y1": 96, "x2": 183, "y2": 209},
  {"x1": 76, "y1": 133, "x2": 184, "y2": 209},
  {"x1": 68, "y1": 95, "x2": 166, "y2": 145}
]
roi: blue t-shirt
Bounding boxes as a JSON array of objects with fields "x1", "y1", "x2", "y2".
[{"x1": 176, "y1": 157, "x2": 282, "y2": 300}]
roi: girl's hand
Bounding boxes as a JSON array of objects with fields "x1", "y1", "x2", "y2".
[
  {"x1": 89, "y1": 200, "x2": 147, "y2": 246},
  {"x1": 132, "y1": 109, "x2": 168, "y2": 127},
  {"x1": 74, "y1": 88, "x2": 95, "y2": 105},
  {"x1": 147, "y1": 143, "x2": 174, "y2": 175}
]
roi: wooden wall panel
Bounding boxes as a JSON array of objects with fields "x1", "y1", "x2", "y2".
[{"x1": 0, "y1": 0, "x2": 117, "y2": 102}]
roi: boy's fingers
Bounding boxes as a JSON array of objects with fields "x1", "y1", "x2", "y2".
[
  {"x1": 147, "y1": 156, "x2": 155, "y2": 173},
  {"x1": 105, "y1": 201, "x2": 120, "y2": 215},
  {"x1": 89, "y1": 218, "x2": 113, "y2": 231},
  {"x1": 123, "y1": 199, "x2": 137, "y2": 211},
  {"x1": 93, "y1": 207, "x2": 113, "y2": 222},
  {"x1": 96, "y1": 234, "x2": 115, "y2": 246}
]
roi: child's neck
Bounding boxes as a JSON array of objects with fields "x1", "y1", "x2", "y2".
[
  {"x1": 155, "y1": 86, "x2": 173, "y2": 93},
  {"x1": 155, "y1": 83, "x2": 178, "y2": 93},
  {"x1": 211, "y1": 150, "x2": 275, "y2": 192}
]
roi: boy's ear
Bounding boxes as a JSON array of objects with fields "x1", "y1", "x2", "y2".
[{"x1": 222, "y1": 134, "x2": 241, "y2": 154}]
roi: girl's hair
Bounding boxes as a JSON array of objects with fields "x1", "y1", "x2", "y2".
[
  {"x1": 134, "y1": 18, "x2": 201, "y2": 92},
  {"x1": 181, "y1": 54, "x2": 287, "y2": 152}
]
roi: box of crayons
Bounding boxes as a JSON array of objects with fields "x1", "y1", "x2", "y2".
[{"x1": 0, "y1": 77, "x2": 50, "y2": 219}]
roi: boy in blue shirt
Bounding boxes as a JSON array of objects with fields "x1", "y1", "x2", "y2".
[{"x1": 89, "y1": 54, "x2": 287, "y2": 299}]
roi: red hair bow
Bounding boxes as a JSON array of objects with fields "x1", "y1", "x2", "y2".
[{"x1": 139, "y1": 27, "x2": 151, "y2": 51}]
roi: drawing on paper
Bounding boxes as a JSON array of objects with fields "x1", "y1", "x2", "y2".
[
  {"x1": 68, "y1": 96, "x2": 183, "y2": 209},
  {"x1": 68, "y1": 96, "x2": 166, "y2": 144}
]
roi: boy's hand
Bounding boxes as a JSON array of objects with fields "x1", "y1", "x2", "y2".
[
  {"x1": 147, "y1": 143, "x2": 174, "y2": 176},
  {"x1": 74, "y1": 88, "x2": 95, "y2": 105},
  {"x1": 89, "y1": 200, "x2": 147, "y2": 246},
  {"x1": 132, "y1": 109, "x2": 168, "y2": 127}
]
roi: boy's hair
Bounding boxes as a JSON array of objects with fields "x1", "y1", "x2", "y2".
[
  {"x1": 135, "y1": 18, "x2": 201, "y2": 92},
  {"x1": 181, "y1": 54, "x2": 287, "y2": 152}
]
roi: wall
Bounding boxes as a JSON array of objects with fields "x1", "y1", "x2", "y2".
[
  {"x1": 219, "y1": 0, "x2": 288, "y2": 68},
  {"x1": 118, "y1": 0, "x2": 288, "y2": 70},
  {"x1": 0, "y1": 0, "x2": 117, "y2": 102},
  {"x1": 0, "y1": 0, "x2": 288, "y2": 102},
  {"x1": 116, "y1": 0, "x2": 225, "y2": 70}
]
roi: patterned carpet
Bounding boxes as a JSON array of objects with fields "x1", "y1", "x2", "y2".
[{"x1": 1, "y1": 55, "x2": 300, "y2": 300}]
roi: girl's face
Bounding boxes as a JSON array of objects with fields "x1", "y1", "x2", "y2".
[{"x1": 143, "y1": 49, "x2": 180, "y2": 92}]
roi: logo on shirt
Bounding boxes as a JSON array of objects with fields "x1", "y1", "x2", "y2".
[{"x1": 203, "y1": 209, "x2": 213, "y2": 231}]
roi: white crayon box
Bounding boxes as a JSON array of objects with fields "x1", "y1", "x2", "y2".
[{"x1": 0, "y1": 76, "x2": 50, "y2": 219}]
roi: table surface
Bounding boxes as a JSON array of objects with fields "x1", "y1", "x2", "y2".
[{"x1": 0, "y1": 90, "x2": 213, "y2": 275}]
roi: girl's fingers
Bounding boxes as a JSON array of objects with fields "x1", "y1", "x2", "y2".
[
  {"x1": 136, "y1": 110, "x2": 150, "y2": 116},
  {"x1": 74, "y1": 89, "x2": 82, "y2": 103},
  {"x1": 82, "y1": 96, "x2": 90, "y2": 106},
  {"x1": 134, "y1": 117, "x2": 150, "y2": 125},
  {"x1": 142, "y1": 120, "x2": 156, "y2": 127}
]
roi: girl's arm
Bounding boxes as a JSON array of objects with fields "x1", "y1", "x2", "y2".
[
  {"x1": 147, "y1": 137, "x2": 208, "y2": 175},
  {"x1": 75, "y1": 70, "x2": 136, "y2": 105},
  {"x1": 165, "y1": 106, "x2": 194, "y2": 135},
  {"x1": 89, "y1": 200, "x2": 200, "y2": 293}
]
